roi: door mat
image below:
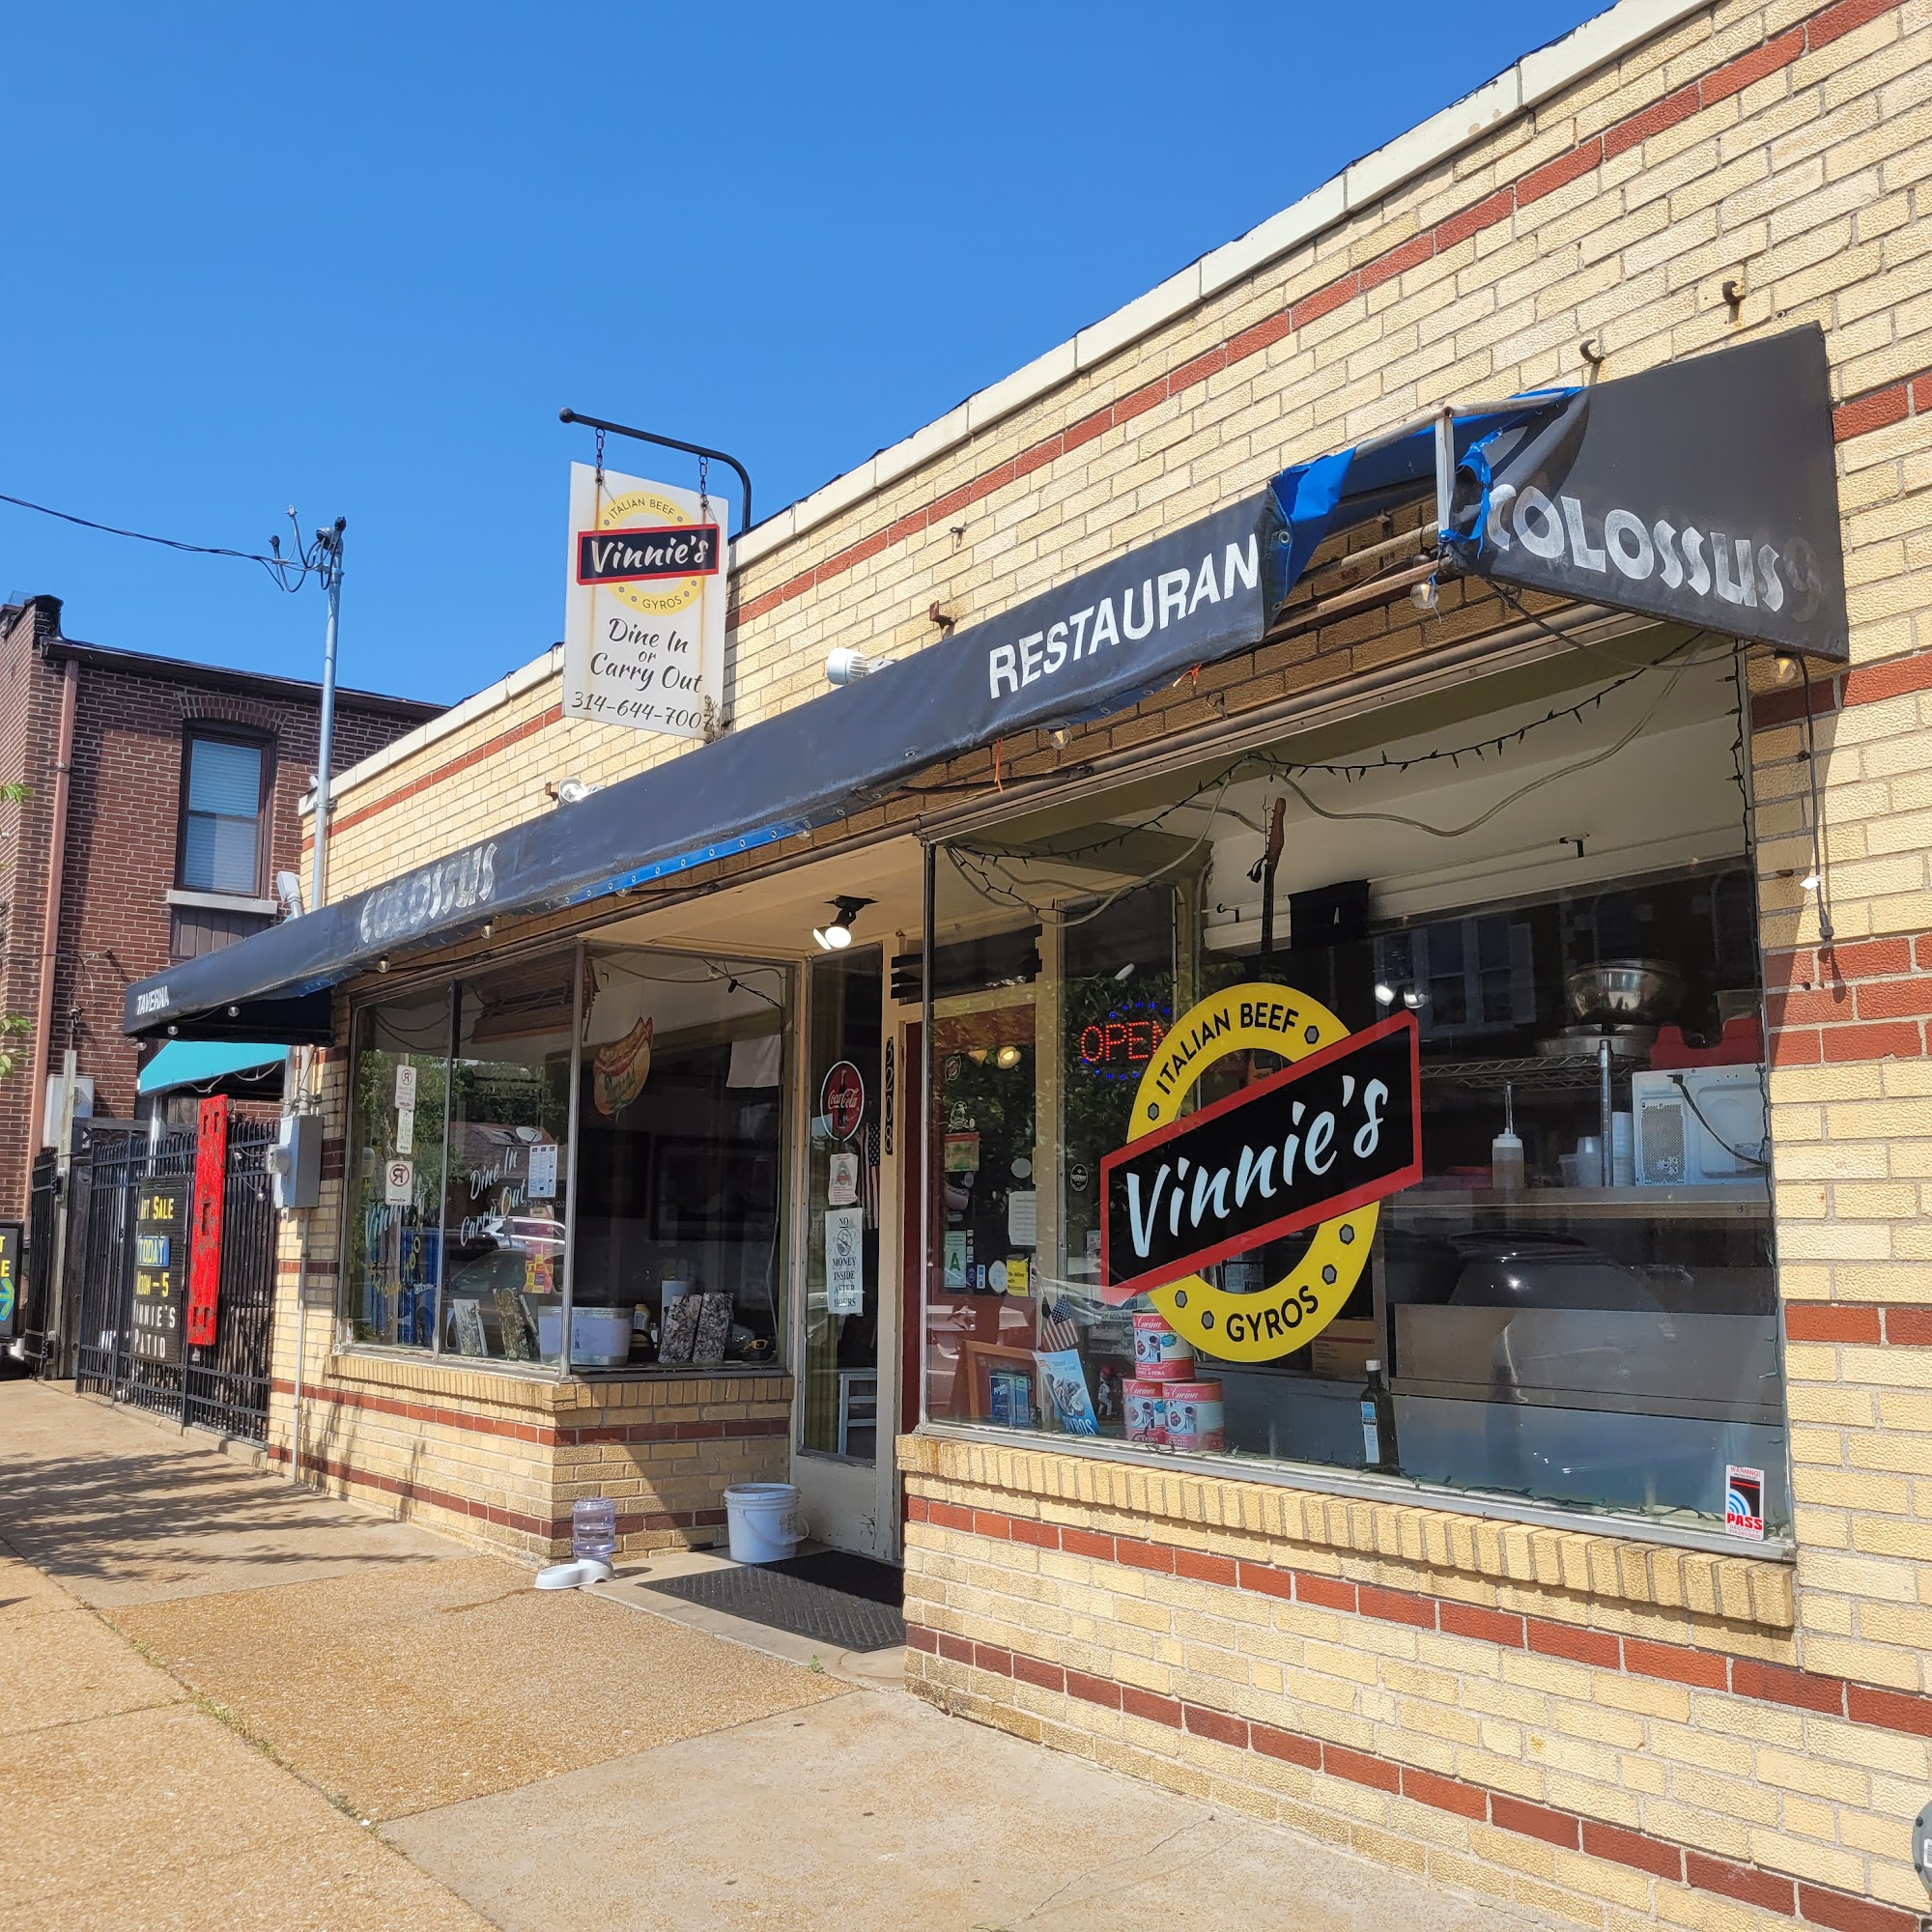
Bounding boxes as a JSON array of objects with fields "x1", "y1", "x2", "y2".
[
  {"x1": 636, "y1": 1562, "x2": 907, "y2": 1654},
  {"x1": 765, "y1": 1549, "x2": 903, "y2": 1607}
]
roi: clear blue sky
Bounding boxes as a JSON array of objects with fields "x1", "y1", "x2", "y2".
[{"x1": 4, "y1": 3, "x2": 1600, "y2": 707}]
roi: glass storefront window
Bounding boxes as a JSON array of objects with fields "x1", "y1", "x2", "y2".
[
  {"x1": 573, "y1": 948, "x2": 787, "y2": 1369},
  {"x1": 440, "y1": 957, "x2": 575, "y2": 1364},
  {"x1": 923, "y1": 637, "x2": 1787, "y2": 1542},
  {"x1": 342, "y1": 988, "x2": 452, "y2": 1351},
  {"x1": 338, "y1": 943, "x2": 789, "y2": 1375}
]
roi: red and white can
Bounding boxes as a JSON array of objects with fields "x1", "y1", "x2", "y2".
[
  {"x1": 1132, "y1": 1312, "x2": 1194, "y2": 1380},
  {"x1": 1122, "y1": 1379, "x2": 1170, "y2": 1444},
  {"x1": 1162, "y1": 1381, "x2": 1225, "y2": 1453}
]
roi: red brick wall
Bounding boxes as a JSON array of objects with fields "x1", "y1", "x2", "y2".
[{"x1": 0, "y1": 604, "x2": 438, "y2": 1215}]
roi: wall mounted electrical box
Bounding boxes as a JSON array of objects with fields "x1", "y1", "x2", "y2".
[{"x1": 268, "y1": 1113, "x2": 322, "y2": 1210}]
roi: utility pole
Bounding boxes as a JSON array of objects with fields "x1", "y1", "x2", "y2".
[{"x1": 308, "y1": 519, "x2": 346, "y2": 914}]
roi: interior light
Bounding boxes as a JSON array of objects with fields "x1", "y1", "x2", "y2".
[
  {"x1": 810, "y1": 895, "x2": 872, "y2": 951},
  {"x1": 1113, "y1": 961, "x2": 1135, "y2": 982},
  {"x1": 996, "y1": 1045, "x2": 1022, "y2": 1070}
]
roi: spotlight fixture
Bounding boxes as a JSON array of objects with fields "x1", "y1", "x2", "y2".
[
  {"x1": 1772, "y1": 652, "x2": 1801, "y2": 686},
  {"x1": 481, "y1": 920, "x2": 495, "y2": 939},
  {"x1": 1374, "y1": 982, "x2": 1396, "y2": 1007},
  {"x1": 1047, "y1": 726, "x2": 1072, "y2": 750},
  {"x1": 826, "y1": 648, "x2": 876, "y2": 686},
  {"x1": 995, "y1": 1044, "x2": 1022, "y2": 1070},
  {"x1": 377, "y1": 955, "x2": 391, "y2": 974},
  {"x1": 1401, "y1": 983, "x2": 1425, "y2": 1010},
  {"x1": 811, "y1": 895, "x2": 872, "y2": 952},
  {"x1": 546, "y1": 778, "x2": 598, "y2": 805}
]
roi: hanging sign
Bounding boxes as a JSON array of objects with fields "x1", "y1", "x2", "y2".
[
  {"x1": 825, "y1": 1207, "x2": 866, "y2": 1314},
  {"x1": 820, "y1": 1061, "x2": 866, "y2": 1142},
  {"x1": 384, "y1": 1157, "x2": 415, "y2": 1205},
  {"x1": 132, "y1": 1181, "x2": 188, "y2": 1366},
  {"x1": 185, "y1": 1097, "x2": 229, "y2": 1349},
  {"x1": 563, "y1": 462, "x2": 725, "y2": 740},
  {"x1": 1100, "y1": 986, "x2": 1421, "y2": 1360},
  {"x1": 0, "y1": 1222, "x2": 19, "y2": 1343}
]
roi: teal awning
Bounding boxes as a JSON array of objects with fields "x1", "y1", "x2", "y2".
[{"x1": 137, "y1": 1040, "x2": 287, "y2": 1095}]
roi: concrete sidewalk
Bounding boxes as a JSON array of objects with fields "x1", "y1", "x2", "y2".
[{"x1": 0, "y1": 1379, "x2": 1555, "y2": 1932}]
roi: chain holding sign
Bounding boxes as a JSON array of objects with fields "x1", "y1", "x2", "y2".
[{"x1": 563, "y1": 463, "x2": 724, "y2": 740}]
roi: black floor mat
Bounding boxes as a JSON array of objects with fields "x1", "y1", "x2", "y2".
[
  {"x1": 637, "y1": 1561, "x2": 907, "y2": 1654},
  {"x1": 766, "y1": 1548, "x2": 903, "y2": 1607}
]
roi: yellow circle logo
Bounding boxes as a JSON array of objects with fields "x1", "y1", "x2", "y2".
[
  {"x1": 597, "y1": 488, "x2": 708, "y2": 618},
  {"x1": 1126, "y1": 982, "x2": 1378, "y2": 1361}
]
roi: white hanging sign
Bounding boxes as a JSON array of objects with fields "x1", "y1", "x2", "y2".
[
  {"x1": 563, "y1": 461, "x2": 725, "y2": 740},
  {"x1": 825, "y1": 1207, "x2": 866, "y2": 1315}
]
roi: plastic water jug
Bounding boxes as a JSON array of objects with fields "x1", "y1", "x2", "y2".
[{"x1": 571, "y1": 1496, "x2": 617, "y2": 1563}]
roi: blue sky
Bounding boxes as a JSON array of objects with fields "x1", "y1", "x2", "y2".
[{"x1": 3, "y1": 3, "x2": 1601, "y2": 707}]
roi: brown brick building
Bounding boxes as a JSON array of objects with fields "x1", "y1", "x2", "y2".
[{"x1": 0, "y1": 593, "x2": 439, "y2": 1215}]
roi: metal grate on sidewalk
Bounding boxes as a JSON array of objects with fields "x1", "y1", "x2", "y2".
[{"x1": 636, "y1": 1562, "x2": 906, "y2": 1654}]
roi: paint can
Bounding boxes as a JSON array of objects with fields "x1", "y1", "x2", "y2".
[
  {"x1": 1162, "y1": 1381, "x2": 1225, "y2": 1453},
  {"x1": 1132, "y1": 1312, "x2": 1194, "y2": 1379},
  {"x1": 1122, "y1": 1379, "x2": 1170, "y2": 1445}
]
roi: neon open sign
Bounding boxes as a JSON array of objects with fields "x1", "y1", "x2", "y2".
[{"x1": 1077, "y1": 1000, "x2": 1170, "y2": 1081}]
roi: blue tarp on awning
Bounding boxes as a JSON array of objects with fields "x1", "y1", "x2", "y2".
[{"x1": 138, "y1": 1040, "x2": 287, "y2": 1094}]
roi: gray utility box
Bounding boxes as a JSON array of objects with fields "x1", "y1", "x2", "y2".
[{"x1": 268, "y1": 1113, "x2": 323, "y2": 1210}]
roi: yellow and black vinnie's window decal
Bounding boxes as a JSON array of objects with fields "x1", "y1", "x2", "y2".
[{"x1": 1099, "y1": 984, "x2": 1421, "y2": 1361}]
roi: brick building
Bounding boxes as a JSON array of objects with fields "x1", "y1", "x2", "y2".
[
  {"x1": 126, "y1": 1, "x2": 1932, "y2": 1927},
  {"x1": 0, "y1": 593, "x2": 439, "y2": 1214}
]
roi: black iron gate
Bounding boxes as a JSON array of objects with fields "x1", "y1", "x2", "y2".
[{"x1": 61, "y1": 1116, "x2": 279, "y2": 1441}]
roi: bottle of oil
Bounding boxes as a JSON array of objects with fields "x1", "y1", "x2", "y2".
[{"x1": 1359, "y1": 1358, "x2": 1400, "y2": 1474}]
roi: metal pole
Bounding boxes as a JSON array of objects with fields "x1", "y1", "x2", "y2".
[
  {"x1": 309, "y1": 519, "x2": 346, "y2": 914},
  {"x1": 558, "y1": 410, "x2": 753, "y2": 536}
]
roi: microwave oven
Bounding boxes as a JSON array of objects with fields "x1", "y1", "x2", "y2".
[{"x1": 1631, "y1": 1065, "x2": 1767, "y2": 1184}]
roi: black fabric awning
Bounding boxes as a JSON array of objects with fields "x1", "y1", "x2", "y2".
[{"x1": 126, "y1": 327, "x2": 1846, "y2": 1042}]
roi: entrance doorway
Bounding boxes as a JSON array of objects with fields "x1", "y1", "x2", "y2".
[{"x1": 790, "y1": 946, "x2": 902, "y2": 1558}]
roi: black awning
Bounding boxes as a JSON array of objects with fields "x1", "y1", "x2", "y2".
[
  {"x1": 127, "y1": 490, "x2": 1288, "y2": 1037},
  {"x1": 1444, "y1": 325, "x2": 1848, "y2": 659}
]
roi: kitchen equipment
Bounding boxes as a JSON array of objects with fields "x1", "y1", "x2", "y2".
[
  {"x1": 1565, "y1": 959, "x2": 1684, "y2": 1024},
  {"x1": 1491, "y1": 1083, "x2": 1524, "y2": 1191},
  {"x1": 1611, "y1": 1111, "x2": 1634, "y2": 1187},
  {"x1": 1632, "y1": 1065, "x2": 1767, "y2": 1183},
  {"x1": 1535, "y1": 1023, "x2": 1656, "y2": 1060}
]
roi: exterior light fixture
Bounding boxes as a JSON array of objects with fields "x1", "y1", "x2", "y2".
[
  {"x1": 811, "y1": 895, "x2": 872, "y2": 951},
  {"x1": 481, "y1": 920, "x2": 495, "y2": 939},
  {"x1": 377, "y1": 955, "x2": 390, "y2": 974},
  {"x1": 547, "y1": 778, "x2": 597, "y2": 805},
  {"x1": 995, "y1": 1044, "x2": 1023, "y2": 1069},
  {"x1": 1375, "y1": 982, "x2": 1397, "y2": 1006},
  {"x1": 1401, "y1": 984, "x2": 1425, "y2": 1010},
  {"x1": 1048, "y1": 726, "x2": 1072, "y2": 749},
  {"x1": 826, "y1": 649, "x2": 876, "y2": 686},
  {"x1": 1772, "y1": 652, "x2": 1801, "y2": 685}
]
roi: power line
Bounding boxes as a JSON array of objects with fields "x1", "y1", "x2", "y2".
[{"x1": 0, "y1": 489, "x2": 328, "y2": 593}]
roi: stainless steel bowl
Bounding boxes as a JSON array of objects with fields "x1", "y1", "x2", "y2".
[{"x1": 1564, "y1": 960, "x2": 1683, "y2": 1024}]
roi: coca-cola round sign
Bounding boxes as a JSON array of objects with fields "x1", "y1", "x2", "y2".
[{"x1": 821, "y1": 1061, "x2": 866, "y2": 1142}]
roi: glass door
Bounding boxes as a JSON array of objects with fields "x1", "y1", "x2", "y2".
[{"x1": 792, "y1": 947, "x2": 893, "y2": 1556}]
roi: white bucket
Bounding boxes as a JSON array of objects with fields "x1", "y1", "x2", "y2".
[{"x1": 724, "y1": 1482, "x2": 806, "y2": 1564}]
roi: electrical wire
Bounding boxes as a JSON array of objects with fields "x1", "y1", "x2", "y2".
[{"x1": 0, "y1": 490, "x2": 330, "y2": 593}]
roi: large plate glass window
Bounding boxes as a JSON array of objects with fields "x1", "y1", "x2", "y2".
[{"x1": 923, "y1": 633, "x2": 1786, "y2": 1542}]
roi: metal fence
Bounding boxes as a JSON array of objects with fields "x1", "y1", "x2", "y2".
[{"x1": 58, "y1": 1115, "x2": 279, "y2": 1442}]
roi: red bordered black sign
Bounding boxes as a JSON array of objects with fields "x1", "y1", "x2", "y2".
[{"x1": 576, "y1": 523, "x2": 723, "y2": 586}]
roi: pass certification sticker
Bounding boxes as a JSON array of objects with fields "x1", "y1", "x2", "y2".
[{"x1": 1100, "y1": 982, "x2": 1421, "y2": 1362}]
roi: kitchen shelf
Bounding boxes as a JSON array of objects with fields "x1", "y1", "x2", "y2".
[
  {"x1": 1419, "y1": 1053, "x2": 1645, "y2": 1093},
  {"x1": 1390, "y1": 1182, "x2": 1769, "y2": 1222}
]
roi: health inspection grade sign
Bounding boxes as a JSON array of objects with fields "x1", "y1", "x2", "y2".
[{"x1": 1099, "y1": 985, "x2": 1421, "y2": 1360}]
